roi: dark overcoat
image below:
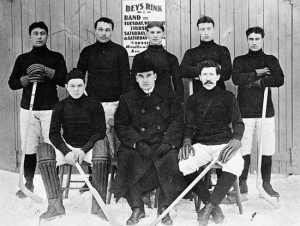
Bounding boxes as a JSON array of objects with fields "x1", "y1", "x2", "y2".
[{"x1": 110, "y1": 86, "x2": 187, "y2": 202}]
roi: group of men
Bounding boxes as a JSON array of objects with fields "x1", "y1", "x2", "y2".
[{"x1": 9, "y1": 15, "x2": 284, "y2": 226}]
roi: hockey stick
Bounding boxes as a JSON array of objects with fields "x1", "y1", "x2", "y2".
[
  {"x1": 75, "y1": 162, "x2": 124, "y2": 226},
  {"x1": 256, "y1": 87, "x2": 280, "y2": 209},
  {"x1": 18, "y1": 82, "x2": 43, "y2": 203},
  {"x1": 148, "y1": 157, "x2": 219, "y2": 226}
]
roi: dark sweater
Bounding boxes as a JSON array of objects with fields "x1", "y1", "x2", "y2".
[
  {"x1": 77, "y1": 40, "x2": 130, "y2": 102},
  {"x1": 131, "y1": 45, "x2": 184, "y2": 102},
  {"x1": 184, "y1": 86, "x2": 244, "y2": 145},
  {"x1": 49, "y1": 95, "x2": 106, "y2": 156},
  {"x1": 180, "y1": 40, "x2": 232, "y2": 92},
  {"x1": 8, "y1": 46, "x2": 67, "y2": 110},
  {"x1": 232, "y1": 49, "x2": 284, "y2": 118}
]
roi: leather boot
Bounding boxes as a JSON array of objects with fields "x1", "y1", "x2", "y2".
[
  {"x1": 40, "y1": 198, "x2": 65, "y2": 221},
  {"x1": 158, "y1": 206, "x2": 173, "y2": 225},
  {"x1": 211, "y1": 205, "x2": 224, "y2": 224},
  {"x1": 197, "y1": 203, "x2": 215, "y2": 226},
  {"x1": 91, "y1": 197, "x2": 108, "y2": 221},
  {"x1": 261, "y1": 156, "x2": 280, "y2": 197},
  {"x1": 126, "y1": 207, "x2": 145, "y2": 225}
]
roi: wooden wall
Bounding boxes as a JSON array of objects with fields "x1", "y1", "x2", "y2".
[{"x1": 0, "y1": 0, "x2": 299, "y2": 174}]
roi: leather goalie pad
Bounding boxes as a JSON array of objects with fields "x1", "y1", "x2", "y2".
[
  {"x1": 37, "y1": 143, "x2": 61, "y2": 199},
  {"x1": 92, "y1": 159, "x2": 110, "y2": 203}
]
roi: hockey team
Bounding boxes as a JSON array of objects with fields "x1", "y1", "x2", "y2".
[{"x1": 9, "y1": 15, "x2": 284, "y2": 226}]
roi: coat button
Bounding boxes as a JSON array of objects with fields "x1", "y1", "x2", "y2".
[
  {"x1": 141, "y1": 128, "x2": 145, "y2": 131},
  {"x1": 142, "y1": 109, "x2": 145, "y2": 113},
  {"x1": 157, "y1": 126, "x2": 161, "y2": 129},
  {"x1": 156, "y1": 106, "x2": 160, "y2": 110}
]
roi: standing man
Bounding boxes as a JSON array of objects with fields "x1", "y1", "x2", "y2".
[
  {"x1": 131, "y1": 21, "x2": 184, "y2": 103},
  {"x1": 180, "y1": 16, "x2": 232, "y2": 93},
  {"x1": 232, "y1": 27, "x2": 284, "y2": 197},
  {"x1": 111, "y1": 59, "x2": 187, "y2": 225},
  {"x1": 8, "y1": 21, "x2": 67, "y2": 199},
  {"x1": 179, "y1": 60, "x2": 244, "y2": 226},
  {"x1": 37, "y1": 69, "x2": 107, "y2": 222},
  {"x1": 77, "y1": 17, "x2": 130, "y2": 157}
]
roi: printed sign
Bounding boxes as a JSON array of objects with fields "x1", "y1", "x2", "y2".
[{"x1": 122, "y1": 0, "x2": 166, "y2": 56}]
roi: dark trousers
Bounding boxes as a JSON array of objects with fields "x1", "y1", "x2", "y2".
[{"x1": 125, "y1": 162, "x2": 168, "y2": 210}]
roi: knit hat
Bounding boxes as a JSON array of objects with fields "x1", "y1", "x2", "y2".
[
  {"x1": 131, "y1": 56, "x2": 158, "y2": 74},
  {"x1": 66, "y1": 68, "x2": 85, "y2": 84}
]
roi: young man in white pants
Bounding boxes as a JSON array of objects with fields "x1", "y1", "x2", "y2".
[
  {"x1": 178, "y1": 60, "x2": 244, "y2": 226},
  {"x1": 232, "y1": 27, "x2": 284, "y2": 197}
]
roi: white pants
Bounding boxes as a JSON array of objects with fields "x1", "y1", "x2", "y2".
[
  {"x1": 179, "y1": 143, "x2": 244, "y2": 177},
  {"x1": 55, "y1": 143, "x2": 93, "y2": 166},
  {"x1": 20, "y1": 108, "x2": 52, "y2": 154},
  {"x1": 239, "y1": 117, "x2": 275, "y2": 156}
]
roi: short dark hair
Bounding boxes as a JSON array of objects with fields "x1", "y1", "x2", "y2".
[
  {"x1": 94, "y1": 17, "x2": 114, "y2": 30},
  {"x1": 29, "y1": 22, "x2": 48, "y2": 35},
  {"x1": 197, "y1": 60, "x2": 221, "y2": 75},
  {"x1": 66, "y1": 68, "x2": 85, "y2": 84},
  {"x1": 246, "y1": 27, "x2": 265, "y2": 38},
  {"x1": 197, "y1": 16, "x2": 215, "y2": 28},
  {"x1": 146, "y1": 21, "x2": 165, "y2": 32}
]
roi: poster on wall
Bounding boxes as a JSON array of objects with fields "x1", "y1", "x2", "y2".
[{"x1": 122, "y1": 0, "x2": 166, "y2": 56}]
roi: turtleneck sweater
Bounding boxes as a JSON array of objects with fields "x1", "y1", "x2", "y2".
[
  {"x1": 131, "y1": 44, "x2": 184, "y2": 102},
  {"x1": 180, "y1": 40, "x2": 232, "y2": 92},
  {"x1": 232, "y1": 49, "x2": 284, "y2": 118},
  {"x1": 77, "y1": 40, "x2": 130, "y2": 102},
  {"x1": 49, "y1": 94, "x2": 106, "y2": 155},
  {"x1": 184, "y1": 86, "x2": 244, "y2": 145},
  {"x1": 8, "y1": 45, "x2": 67, "y2": 110}
]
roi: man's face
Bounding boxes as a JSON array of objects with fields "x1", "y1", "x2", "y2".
[
  {"x1": 197, "y1": 23, "x2": 215, "y2": 42},
  {"x1": 66, "y1": 79, "x2": 85, "y2": 99},
  {"x1": 30, "y1": 28, "x2": 48, "y2": 47},
  {"x1": 247, "y1": 33, "x2": 263, "y2": 51},
  {"x1": 95, "y1": 21, "x2": 113, "y2": 43},
  {"x1": 147, "y1": 26, "x2": 164, "y2": 45},
  {"x1": 199, "y1": 67, "x2": 220, "y2": 90},
  {"x1": 136, "y1": 70, "x2": 157, "y2": 92}
]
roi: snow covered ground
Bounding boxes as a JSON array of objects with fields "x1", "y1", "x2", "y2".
[{"x1": 0, "y1": 170, "x2": 299, "y2": 226}]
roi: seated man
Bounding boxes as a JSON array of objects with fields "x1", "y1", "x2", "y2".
[
  {"x1": 36, "y1": 69, "x2": 107, "y2": 222},
  {"x1": 111, "y1": 57, "x2": 187, "y2": 225},
  {"x1": 178, "y1": 60, "x2": 244, "y2": 226}
]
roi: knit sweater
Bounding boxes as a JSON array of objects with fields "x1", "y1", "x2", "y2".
[
  {"x1": 232, "y1": 49, "x2": 284, "y2": 118},
  {"x1": 131, "y1": 45, "x2": 184, "y2": 102},
  {"x1": 8, "y1": 46, "x2": 67, "y2": 110},
  {"x1": 49, "y1": 95, "x2": 106, "y2": 156},
  {"x1": 180, "y1": 40, "x2": 232, "y2": 92},
  {"x1": 77, "y1": 40, "x2": 130, "y2": 102},
  {"x1": 184, "y1": 86, "x2": 244, "y2": 145}
]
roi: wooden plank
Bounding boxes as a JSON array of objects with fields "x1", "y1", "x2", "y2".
[
  {"x1": 49, "y1": 0, "x2": 59, "y2": 52},
  {"x1": 86, "y1": 0, "x2": 94, "y2": 45},
  {"x1": 65, "y1": 0, "x2": 74, "y2": 71},
  {"x1": 72, "y1": 0, "x2": 80, "y2": 68},
  {"x1": 107, "y1": 0, "x2": 122, "y2": 45},
  {"x1": 204, "y1": 0, "x2": 220, "y2": 44},
  {"x1": 190, "y1": 0, "x2": 201, "y2": 48},
  {"x1": 79, "y1": 0, "x2": 88, "y2": 51}
]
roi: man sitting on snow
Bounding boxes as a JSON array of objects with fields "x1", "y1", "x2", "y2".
[
  {"x1": 178, "y1": 60, "x2": 244, "y2": 226},
  {"x1": 36, "y1": 69, "x2": 107, "y2": 222}
]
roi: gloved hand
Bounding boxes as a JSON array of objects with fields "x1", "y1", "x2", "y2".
[
  {"x1": 27, "y1": 63, "x2": 55, "y2": 79},
  {"x1": 65, "y1": 151, "x2": 76, "y2": 165},
  {"x1": 72, "y1": 148, "x2": 85, "y2": 164},
  {"x1": 157, "y1": 143, "x2": 172, "y2": 157},
  {"x1": 218, "y1": 139, "x2": 242, "y2": 164},
  {"x1": 28, "y1": 73, "x2": 45, "y2": 83},
  {"x1": 136, "y1": 140, "x2": 153, "y2": 158},
  {"x1": 178, "y1": 138, "x2": 195, "y2": 161},
  {"x1": 255, "y1": 67, "x2": 270, "y2": 79}
]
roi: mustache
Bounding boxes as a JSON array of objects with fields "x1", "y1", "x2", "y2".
[{"x1": 204, "y1": 80, "x2": 214, "y2": 85}]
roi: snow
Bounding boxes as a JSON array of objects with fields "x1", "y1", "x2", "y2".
[{"x1": 0, "y1": 170, "x2": 299, "y2": 226}]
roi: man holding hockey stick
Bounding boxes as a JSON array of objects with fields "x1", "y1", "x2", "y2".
[
  {"x1": 37, "y1": 69, "x2": 107, "y2": 222},
  {"x1": 178, "y1": 60, "x2": 244, "y2": 226},
  {"x1": 8, "y1": 21, "x2": 67, "y2": 199},
  {"x1": 232, "y1": 27, "x2": 284, "y2": 198}
]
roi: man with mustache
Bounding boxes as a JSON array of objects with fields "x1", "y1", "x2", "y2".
[
  {"x1": 178, "y1": 60, "x2": 244, "y2": 226},
  {"x1": 232, "y1": 27, "x2": 284, "y2": 197}
]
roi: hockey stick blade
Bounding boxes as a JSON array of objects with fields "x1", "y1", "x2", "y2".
[
  {"x1": 75, "y1": 162, "x2": 124, "y2": 226},
  {"x1": 147, "y1": 157, "x2": 219, "y2": 226},
  {"x1": 18, "y1": 82, "x2": 43, "y2": 203}
]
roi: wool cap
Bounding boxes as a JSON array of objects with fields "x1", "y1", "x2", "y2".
[{"x1": 66, "y1": 68, "x2": 85, "y2": 84}]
